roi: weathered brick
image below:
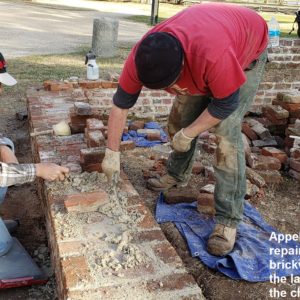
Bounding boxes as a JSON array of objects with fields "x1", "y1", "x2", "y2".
[
  {"x1": 246, "y1": 167, "x2": 266, "y2": 188},
  {"x1": 80, "y1": 147, "x2": 106, "y2": 165},
  {"x1": 147, "y1": 132, "x2": 161, "y2": 141},
  {"x1": 290, "y1": 148, "x2": 300, "y2": 159},
  {"x1": 256, "y1": 170, "x2": 283, "y2": 184},
  {"x1": 120, "y1": 140, "x2": 136, "y2": 151},
  {"x1": 262, "y1": 105, "x2": 289, "y2": 119},
  {"x1": 86, "y1": 118, "x2": 104, "y2": 131},
  {"x1": 128, "y1": 120, "x2": 145, "y2": 131},
  {"x1": 74, "y1": 102, "x2": 92, "y2": 116},
  {"x1": 146, "y1": 273, "x2": 197, "y2": 293},
  {"x1": 204, "y1": 166, "x2": 215, "y2": 183},
  {"x1": 58, "y1": 241, "x2": 84, "y2": 257},
  {"x1": 127, "y1": 205, "x2": 159, "y2": 229},
  {"x1": 80, "y1": 162, "x2": 102, "y2": 173},
  {"x1": 64, "y1": 190, "x2": 109, "y2": 213},
  {"x1": 87, "y1": 130, "x2": 106, "y2": 148},
  {"x1": 247, "y1": 153, "x2": 281, "y2": 171},
  {"x1": 44, "y1": 80, "x2": 73, "y2": 92},
  {"x1": 61, "y1": 256, "x2": 91, "y2": 290},
  {"x1": 252, "y1": 138, "x2": 277, "y2": 148},
  {"x1": 152, "y1": 242, "x2": 182, "y2": 266},
  {"x1": 197, "y1": 193, "x2": 215, "y2": 211},
  {"x1": 289, "y1": 169, "x2": 300, "y2": 181},
  {"x1": 277, "y1": 92, "x2": 300, "y2": 104},
  {"x1": 163, "y1": 188, "x2": 199, "y2": 204},
  {"x1": 261, "y1": 147, "x2": 288, "y2": 164},
  {"x1": 251, "y1": 123, "x2": 272, "y2": 140},
  {"x1": 242, "y1": 122, "x2": 258, "y2": 140},
  {"x1": 290, "y1": 158, "x2": 300, "y2": 172},
  {"x1": 100, "y1": 80, "x2": 118, "y2": 89},
  {"x1": 78, "y1": 79, "x2": 103, "y2": 89},
  {"x1": 132, "y1": 230, "x2": 166, "y2": 243}
]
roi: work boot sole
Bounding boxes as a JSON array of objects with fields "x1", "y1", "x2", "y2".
[{"x1": 146, "y1": 182, "x2": 188, "y2": 192}]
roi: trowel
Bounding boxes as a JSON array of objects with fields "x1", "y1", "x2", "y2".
[{"x1": 30, "y1": 120, "x2": 71, "y2": 137}]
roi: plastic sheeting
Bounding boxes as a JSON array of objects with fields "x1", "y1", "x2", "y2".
[
  {"x1": 155, "y1": 193, "x2": 300, "y2": 282},
  {"x1": 122, "y1": 122, "x2": 168, "y2": 147}
]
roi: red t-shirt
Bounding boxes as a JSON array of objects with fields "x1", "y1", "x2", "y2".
[{"x1": 116, "y1": 3, "x2": 268, "y2": 106}]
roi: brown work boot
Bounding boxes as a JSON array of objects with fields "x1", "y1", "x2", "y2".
[
  {"x1": 147, "y1": 174, "x2": 187, "y2": 192},
  {"x1": 207, "y1": 224, "x2": 237, "y2": 256}
]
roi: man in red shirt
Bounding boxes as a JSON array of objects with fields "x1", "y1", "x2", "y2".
[{"x1": 102, "y1": 3, "x2": 268, "y2": 256}]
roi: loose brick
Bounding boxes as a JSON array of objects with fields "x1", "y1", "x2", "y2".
[
  {"x1": 290, "y1": 148, "x2": 300, "y2": 159},
  {"x1": 277, "y1": 92, "x2": 300, "y2": 104},
  {"x1": 252, "y1": 138, "x2": 277, "y2": 148},
  {"x1": 262, "y1": 105, "x2": 289, "y2": 120},
  {"x1": 256, "y1": 170, "x2": 283, "y2": 184},
  {"x1": 128, "y1": 120, "x2": 145, "y2": 131},
  {"x1": 247, "y1": 153, "x2": 281, "y2": 171},
  {"x1": 87, "y1": 130, "x2": 105, "y2": 148},
  {"x1": 86, "y1": 118, "x2": 104, "y2": 131},
  {"x1": 120, "y1": 140, "x2": 136, "y2": 151},
  {"x1": 80, "y1": 147, "x2": 106, "y2": 165},
  {"x1": 44, "y1": 80, "x2": 73, "y2": 92},
  {"x1": 246, "y1": 167, "x2": 266, "y2": 188},
  {"x1": 74, "y1": 102, "x2": 92, "y2": 116},
  {"x1": 261, "y1": 147, "x2": 288, "y2": 164},
  {"x1": 163, "y1": 188, "x2": 200, "y2": 204},
  {"x1": 147, "y1": 132, "x2": 161, "y2": 141},
  {"x1": 251, "y1": 123, "x2": 272, "y2": 140},
  {"x1": 132, "y1": 230, "x2": 166, "y2": 243},
  {"x1": 242, "y1": 122, "x2": 258, "y2": 140},
  {"x1": 290, "y1": 158, "x2": 300, "y2": 172},
  {"x1": 64, "y1": 190, "x2": 109, "y2": 213},
  {"x1": 289, "y1": 169, "x2": 300, "y2": 181},
  {"x1": 61, "y1": 256, "x2": 91, "y2": 290},
  {"x1": 100, "y1": 80, "x2": 118, "y2": 89},
  {"x1": 197, "y1": 193, "x2": 215, "y2": 216},
  {"x1": 81, "y1": 162, "x2": 102, "y2": 173}
]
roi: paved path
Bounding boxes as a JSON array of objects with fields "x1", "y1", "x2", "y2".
[{"x1": 0, "y1": 0, "x2": 150, "y2": 58}]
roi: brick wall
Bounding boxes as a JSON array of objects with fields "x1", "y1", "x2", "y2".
[{"x1": 87, "y1": 38, "x2": 300, "y2": 115}]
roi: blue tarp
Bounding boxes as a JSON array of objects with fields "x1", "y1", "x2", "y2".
[
  {"x1": 155, "y1": 193, "x2": 300, "y2": 282},
  {"x1": 122, "y1": 122, "x2": 168, "y2": 147}
]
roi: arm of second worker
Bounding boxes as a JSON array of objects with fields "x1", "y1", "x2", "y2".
[
  {"x1": 0, "y1": 162, "x2": 36, "y2": 187},
  {"x1": 183, "y1": 89, "x2": 240, "y2": 138},
  {"x1": 107, "y1": 104, "x2": 129, "y2": 151}
]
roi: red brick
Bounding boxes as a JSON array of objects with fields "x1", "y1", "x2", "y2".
[
  {"x1": 120, "y1": 140, "x2": 136, "y2": 151},
  {"x1": 261, "y1": 147, "x2": 288, "y2": 164},
  {"x1": 251, "y1": 123, "x2": 272, "y2": 140},
  {"x1": 128, "y1": 120, "x2": 145, "y2": 131},
  {"x1": 64, "y1": 190, "x2": 109, "y2": 213},
  {"x1": 290, "y1": 148, "x2": 300, "y2": 159},
  {"x1": 277, "y1": 92, "x2": 300, "y2": 104},
  {"x1": 69, "y1": 122, "x2": 85, "y2": 134},
  {"x1": 127, "y1": 205, "x2": 159, "y2": 229},
  {"x1": 80, "y1": 147, "x2": 106, "y2": 165},
  {"x1": 256, "y1": 170, "x2": 283, "y2": 184},
  {"x1": 147, "y1": 132, "x2": 161, "y2": 141},
  {"x1": 44, "y1": 80, "x2": 73, "y2": 92},
  {"x1": 80, "y1": 162, "x2": 102, "y2": 173},
  {"x1": 290, "y1": 159, "x2": 300, "y2": 172},
  {"x1": 152, "y1": 242, "x2": 182, "y2": 266},
  {"x1": 87, "y1": 130, "x2": 105, "y2": 148},
  {"x1": 262, "y1": 105, "x2": 289, "y2": 120},
  {"x1": 78, "y1": 79, "x2": 103, "y2": 89},
  {"x1": 132, "y1": 230, "x2": 166, "y2": 243},
  {"x1": 192, "y1": 161, "x2": 203, "y2": 175},
  {"x1": 263, "y1": 111, "x2": 288, "y2": 125},
  {"x1": 197, "y1": 192, "x2": 215, "y2": 215},
  {"x1": 58, "y1": 241, "x2": 84, "y2": 257},
  {"x1": 247, "y1": 153, "x2": 281, "y2": 171},
  {"x1": 61, "y1": 256, "x2": 91, "y2": 289},
  {"x1": 86, "y1": 118, "x2": 104, "y2": 131},
  {"x1": 163, "y1": 188, "x2": 200, "y2": 204},
  {"x1": 74, "y1": 102, "x2": 92, "y2": 116},
  {"x1": 289, "y1": 169, "x2": 300, "y2": 181},
  {"x1": 100, "y1": 80, "x2": 118, "y2": 89},
  {"x1": 242, "y1": 122, "x2": 258, "y2": 140},
  {"x1": 204, "y1": 166, "x2": 215, "y2": 183},
  {"x1": 70, "y1": 112, "x2": 101, "y2": 126},
  {"x1": 246, "y1": 167, "x2": 266, "y2": 188},
  {"x1": 146, "y1": 273, "x2": 197, "y2": 293}
]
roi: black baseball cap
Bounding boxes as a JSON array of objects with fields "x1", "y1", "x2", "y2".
[
  {"x1": 135, "y1": 32, "x2": 183, "y2": 89},
  {"x1": 0, "y1": 53, "x2": 17, "y2": 86}
]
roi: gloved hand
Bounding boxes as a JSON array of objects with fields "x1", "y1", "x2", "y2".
[
  {"x1": 171, "y1": 128, "x2": 194, "y2": 152},
  {"x1": 102, "y1": 148, "x2": 120, "y2": 183}
]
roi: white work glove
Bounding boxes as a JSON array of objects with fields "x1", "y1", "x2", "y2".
[
  {"x1": 171, "y1": 128, "x2": 194, "y2": 152},
  {"x1": 102, "y1": 148, "x2": 120, "y2": 183}
]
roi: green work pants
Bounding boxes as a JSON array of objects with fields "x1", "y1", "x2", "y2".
[{"x1": 166, "y1": 50, "x2": 267, "y2": 227}]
